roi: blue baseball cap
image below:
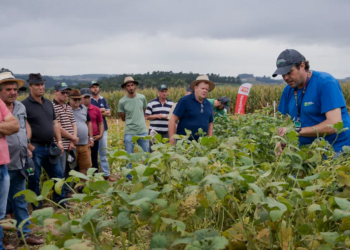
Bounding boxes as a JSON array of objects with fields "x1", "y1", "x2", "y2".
[
  {"x1": 80, "y1": 88, "x2": 91, "y2": 97},
  {"x1": 272, "y1": 49, "x2": 306, "y2": 77},
  {"x1": 54, "y1": 82, "x2": 71, "y2": 91},
  {"x1": 89, "y1": 81, "x2": 99, "y2": 88}
]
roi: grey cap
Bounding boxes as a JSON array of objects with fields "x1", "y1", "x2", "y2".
[
  {"x1": 272, "y1": 49, "x2": 306, "y2": 77},
  {"x1": 186, "y1": 85, "x2": 193, "y2": 93},
  {"x1": 54, "y1": 82, "x2": 71, "y2": 91},
  {"x1": 158, "y1": 84, "x2": 168, "y2": 91},
  {"x1": 217, "y1": 96, "x2": 231, "y2": 110},
  {"x1": 80, "y1": 88, "x2": 91, "y2": 97}
]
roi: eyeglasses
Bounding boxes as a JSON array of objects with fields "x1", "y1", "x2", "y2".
[
  {"x1": 201, "y1": 103, "x2": 204, "y2": 113},
  {"x1": 60, "y1": 91, "x2": 69, "y2": 95},
  {"x1": 72, "y1": 98, "x2": 81, "y2": 102}
]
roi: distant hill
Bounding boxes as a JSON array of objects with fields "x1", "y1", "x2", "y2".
[{"x1": 53, "y1": 74, "x2": 118, "y2": 81}]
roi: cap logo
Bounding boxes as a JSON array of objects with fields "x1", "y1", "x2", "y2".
[
  {"x1": 276, "y1": 59, "x2": 286, "y2": 66},
  {"x1": 61, "y1": 83, "x2": 68, "y2": 87},
  {"x1": 161, "y1": 85, "x2": 166, "y2": 88}
]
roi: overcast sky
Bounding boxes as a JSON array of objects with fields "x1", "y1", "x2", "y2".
[{"x1": 1, "y1": 0, "x2": 350, "y2": 78}]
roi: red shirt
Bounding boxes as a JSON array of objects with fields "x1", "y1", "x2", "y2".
[
  {"x1": 0, "y1": 99, "x2": 11, "y2": 165},
  {"x1": 87, "y1": 104, "x2": 103, "y2": 136}
]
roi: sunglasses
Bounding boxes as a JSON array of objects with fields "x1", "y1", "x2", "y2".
[
  {"x1": 60, "y1": 91, "x2": 69, "y2": 95},
  {"x1": 72, "y1": 98, "x2": 81, "y2": 102}
]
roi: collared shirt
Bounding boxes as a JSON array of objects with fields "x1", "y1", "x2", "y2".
[
  {"x1": 91, "y1": 95, "x2": 110, "y2": 131},
  {"x1": 52, "y1": 99, "x2": 76, "y2": 150},
  {"x1": 0, "y1": 99, "x2": 11, "y2": 165},
  {"x1": 5, "y1": 101, "x2": 28, "y2": 171},
  {"x1": 278, "y1": 70, "x2": 350, "y2": 152},
  {"x1": 173, "y1": 92, "x2": 213, "y2": 141},
  {"x1": 22, "y1": 95, "x2": 56, "y2": 145},
  {"x1": 87, "y1": 104, "x2": 103, "y2": 136},
  {"x1": 208, "y1": 99, "x2": 227, "y2": 119},
  {"x1": 71, "y1": 104, "x2": 91, "y2": 145},
  {"x1": 145, "y1": 97, "x2": 174, "y2": 133}
]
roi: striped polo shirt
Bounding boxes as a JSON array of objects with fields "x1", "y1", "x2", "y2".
[
  {"x1": 52, "y1": 99, "x2": 76, "y2": 150},
  {"x1": 145, "y1": 97, "x2": 174, "y2": 133}
]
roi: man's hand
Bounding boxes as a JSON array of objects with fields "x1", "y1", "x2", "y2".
[
  {"x1": 278, "y1": 127, "x2": 287, "y2": 137},
  {"x1": 94, "y1": 134, "x2": 102, "y2": 141},
  {"x1": 274, "y1": 142, "x2": 286, "y2": 156},
  {"x1": 169, "y1": 137, "x2": 176, "y2": 146},
  {"x1": 28, "y1": 149, "x2": 33, "y2": 158},
  {"x1": 89, "y1": 138, "x2": 94, "y2": 147},
  {"x1": 69, "y1": 141, "x2": 75, "y2": 151},
  {"x1": 0, "y1": 132, "x2": 3, "y2": 138},
  {"x1": 159, "y1": 114, "x2": 167, "y2": 119},
  {"x1": 58, "y1": 142, "x2": 64, "y2": 155},
  {"x1": 72, "y1": 136, "x2": 79, "y2": 145},
  {"x1": 28, "y1": 143, "x2": 35, "y2": 152}
]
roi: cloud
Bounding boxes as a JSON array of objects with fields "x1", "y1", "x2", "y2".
[{"x1": 1, "y1": 0, "x2": 350, "y2": 77}]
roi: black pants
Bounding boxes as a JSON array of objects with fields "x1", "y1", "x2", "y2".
[{"x1": 91, "y1": 140, "x2": 100, "y2": 169}]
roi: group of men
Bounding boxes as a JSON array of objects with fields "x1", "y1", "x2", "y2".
[
  {"x1": 1, "y1": 48, "x2": 350, "y2": 249},
  {"x1": 0, "y1": 72, "x2": 116, "y2": 249}
]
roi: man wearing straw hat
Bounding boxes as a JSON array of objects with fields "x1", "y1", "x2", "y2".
[
  {"x1": 118, "y1": 76, "x2": 149, "y2": 153},
  {"x1": 0, "y1": 71, "x2": 44, "y2": 246},
  {"x1": 169, "y1": 75, "x2": 215, "y2": 145}
]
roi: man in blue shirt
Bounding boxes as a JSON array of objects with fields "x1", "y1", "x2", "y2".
[
  {"x1": 169, "y1": 75, "x2": 215, "y2": 145},
  {"x1": 274, "y1": 49, "x2": 350, "y2": 152},
  {"x1": 89, "y1": 81, "x2": 116, "y2": 182}
]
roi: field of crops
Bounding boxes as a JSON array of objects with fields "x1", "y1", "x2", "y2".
[
  {"x1": 18, "y1": 83, "x2": 350, "y2": 117},
  {"x1": 7, "y1": 108, "x2": 350, "y2": 250}
]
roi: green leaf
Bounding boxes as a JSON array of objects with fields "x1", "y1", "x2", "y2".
[
  {"x1": 270, "y1": 210, "x2": 284, "y2": 222},
  {"x1": 87, "y1": 168, "x2": 98, "y2": 176},
  {"x1": 212, "y1": 184, "x2": 228, "y2": 200},
  {"x1": 150, "y1": 233, "x2": 168, "y2": 249},
  {"x1": 335, "y1": 197, "x2": 350, "y2": 210},
  {"x1": 320, "y1": 232, "x2": 339, "y2": 244},
  {"x1": 307, "y1": 204, "x2": 322, "y2": 214},
  {"x1": 245, "y1": 193, "x2": 262, "y2": 204},
  {"x1": 88, "y1": 180, "x2": 109, "y2": 193},
  {"x1": 187, "y1": 167, "x2": 204, "y2": 183},
  {"x1": 68, "y1": 170, "x2": 90, "y2": 181},
  {"x1": 194, "y1": 228, "x2": 219, "y2": 241},
  {"x1": 41, "y1": 180, "x2": 54, "y2": 198},
  {"x1": 333, "y1": 121, "x2": 344, "y2": 133},
  {"x1": 52, "y1": 214, "x2": 69, "y2": 224},
  {"x1": 32, "y1": 207, "x2": 54, "y2": 226},
  {"x1": 81, "y1": 209, "x2": 101, "y2": 226},
  {"x1": 249, "y1": 183, "x2": 265, "y2": 200},
  {"x1": 14, "y1": 189, "x2": 39, "y2": 206},
  {"x1": 170, "y1": 153, "x2": 189, "y2": 163},
  {"x1": 298, "y1": 224, "x2": 313, "y2": 235},
  {"x1": 38, "y1": 245, "x2": 60, "y2": 250},
  {"x1": 333, "y1": 209, "x2": 350, "y2": 221},
  {"x1": 171, "y1": 237, "x2": 194, "y2": 247},
  {"x1": 161, "y1": 217, "x2": 186, "y2": 232},
  {"x1": 238, "y1": 156, "x2": 253, "y2": 166},
  {"x1": 152, "y1": 199, "x2": 168, "y2": 209}
]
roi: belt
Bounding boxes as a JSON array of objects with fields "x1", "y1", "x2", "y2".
[{"x1": 31, "y1": 142, "x2": 52, "y2": 147}]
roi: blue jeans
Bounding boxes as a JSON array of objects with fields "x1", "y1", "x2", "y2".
[
  {"x1": 99, "y1": 131, "x2": 110, "y2": 177},
  {"x1": 0, "y1": 165, "x2": 10, "y2": 250},
  {"x1": 28, "y1": 146, "x2": 65, "y2": 208},
  {"x1": 6, "y1": 170, "x2": 31, "y2": 237},
  {"x1": 124, "y1": 133, "x2": 149, "y2": 154}
]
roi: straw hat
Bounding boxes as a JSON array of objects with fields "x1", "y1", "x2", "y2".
[
  {"x1": 121, "y1": 76, "x2": 139, "y2": 88},
  {"x1": 190, "y1": 75, "x2": 215, "y2": 92},
  {"x1": 0, "y1": 72, "x2": 25, "y2": 88}
]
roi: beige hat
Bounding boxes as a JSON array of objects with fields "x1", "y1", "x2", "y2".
[
  {"x1": 190, "y1": 75, "x2": 215, "y2": 92},
  {"x1": 121, "y1": 76, "x2": 139, "y2": 88},
  {"x1": 0, "y1": 72, "x2": 25, "y2": 88}
]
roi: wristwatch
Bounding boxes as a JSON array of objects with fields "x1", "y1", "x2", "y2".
[
  {"x1": 27, "y1": 138, "x2": 31, "y2": 144},
  {"x1": 295, "y1": 127, "x2": 301, "y2": 134},
  {"x1": 90, "y1": 137, "x2": 95, "y2": 141},
  {"x1": 58, "y1": 141, "x2": 63, "y2": 144}
]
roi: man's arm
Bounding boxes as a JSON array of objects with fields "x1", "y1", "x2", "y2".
[
  {"x1": 0, "y1": 114, "x2": 19, "y2": 136},
  {"x1": 101, "y1": 109, "x2": 111, "y2": 117},
  {"x1": 168, "y1": 114, "x2": 179, "y2": 146},
  {"x1": 87, "y1": 121, "x2": 94, "y2": 147},
  {"x1": 119, "y1": 113, "x2": 126, "y2": 122},
  {"x1": 26, "y1": 121, "x2": 35, "y2": 155},
  {"x1": 53, "y1": 120, "x2": 64, "y2": 154},
  {"x1": 94, "y1": 122, "x2": 104, "y2": 141},
  {"x1": 69, "y1": 123, "x2": 78, "y2": 150},
  {"x1": 299, "y1": 108, "x2": 342, "y2": 137},
  {"x1": 208, "y1": 123, "x2": 213, "y2": 136},
  {"x1": 145, "y1": 114, "x2": 165, "y2": 120}
]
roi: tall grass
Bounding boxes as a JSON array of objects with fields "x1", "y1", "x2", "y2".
[{"x1": 18, "y1": 83, "x2": 350, "y2": 117}]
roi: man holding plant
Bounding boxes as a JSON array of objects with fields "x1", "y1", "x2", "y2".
[
  {"x1": 274, "y1": 49, "x2": 350, "y2": 152},
  {"x1": 168, "y1": 75, "x2": 214, "y2": 145}
]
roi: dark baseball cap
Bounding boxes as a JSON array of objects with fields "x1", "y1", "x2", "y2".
[
  {"x1": 54, "y1": 82, "x2": 71, "y2": 91},
  {"x1": 80, "y1": 88, "x2": 91, "y2": 97},
  {"x1": 217, "y1": 96, "x2": 230, "y2": 110},
  {"x1": 272, "y1": 49, "x2": 306, "y2": 77},
  {"x1": 186, "y1": 85, "x2": 193, "y2": 93},
  {"x1": 89, "y1": 80, "x2": 99, "y2": 88},
  {"x1": 158, "y1": 84, "x2": 168, "y2": 91}
]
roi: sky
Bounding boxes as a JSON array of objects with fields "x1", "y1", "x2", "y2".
[{"x1": 1, "y1": 0, "x2": 350, "y2": 78}]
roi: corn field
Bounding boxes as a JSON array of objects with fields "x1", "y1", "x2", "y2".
[{"x1": 18, "y1": 83, "x2": 350, "y2": 117}]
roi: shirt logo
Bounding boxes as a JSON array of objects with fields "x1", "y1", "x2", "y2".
[
  {"x1": 304, "y1": 101, "x2": 314, "y2": 107},
  {"x1": 241, "y1": 87, "x2": 249, "y2": 93}
]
